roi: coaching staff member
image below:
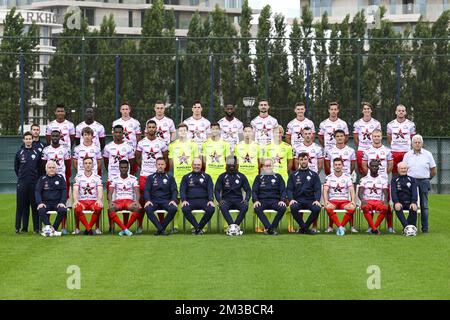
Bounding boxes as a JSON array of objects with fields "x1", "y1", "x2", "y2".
[
  {"x1": 144, "y1": 157, "x2": 178, "y2": 236},
  {"x1": 287, "y1": 152, "x2": 322, "y2": 235},
  {"x1": 180, "y1": 157, "x2": 215, "y2": 235},
  {"x1": 391, "y1": 162, "x2": 418, "y2": 229},
  {"x1": 14, "y1": 132, "x2": 41, "y2": 234},
  {"x1": 403, "y1": 135, "x2": 436, "y2": 233},
  {"x1": 35, "y1": 161, "x2": 67, "y2": 232},
  {"x1": 215, "y1": 156, "x2": 251, "y2": 227},
  {"x1": 252, "y1": 158, "x2": 287, "y2": 235}
]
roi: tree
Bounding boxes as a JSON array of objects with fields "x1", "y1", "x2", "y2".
[
  {"x1": 255, "y1": 5, "x2": 271, "y2": 99},
  {"x1": 288, "y1": 17, "x2": 305, "y2": 112},
  {"x1": 0, "y1": 7, "x2": 38, "y2": 134}
]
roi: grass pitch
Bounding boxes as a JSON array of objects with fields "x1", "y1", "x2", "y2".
[{"x1": 0, "y1": 194, "x2": 449, "y2": 300}]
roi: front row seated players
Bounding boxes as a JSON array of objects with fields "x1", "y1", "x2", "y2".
[
  {"x1": 180, "y1": 157, "x2": 215, "y2": 235},
  {"x1": 35, "y1": 160, "x2": 67, "y2": 233},
  {"x1": 107, "y1": 160, "x2": 141, "y2": 236},
  {"x1": 252, "y1": 158, "x2": 287, "y2": 236},
  {"x1": 287, "y1": 152, "x2": 322, "y2": 235},
  {"x1": 73, "y1": 157, "x2": 103, "y2": 235},
  {"x1": 143, "y1": 158, "x2": 178, "y2": 236}
]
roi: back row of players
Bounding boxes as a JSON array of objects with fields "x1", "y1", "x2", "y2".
[{"x1": 25, "y1": 99, "x2": 416, "y2": 235}]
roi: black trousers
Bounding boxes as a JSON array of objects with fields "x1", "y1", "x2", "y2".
[
  {"x1": 145, "y1": 202, "x2": 178, "y2": 232},
  {"x1": 219, "y1": 200, "x2": 248, "y2": 226},
  {"x1": 15, "y1": 182, "x2": 39, "y2": 232},
  {"x1": 290, "y1": 201, "x2": 321, "y2": 230},
  {"x1": 394, "y1": 201, "x2": 418, "y2": 228}
]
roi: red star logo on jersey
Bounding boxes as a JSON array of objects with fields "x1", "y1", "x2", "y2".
[
  {"x1": 296, "y1": 129, "x2": 304, "y2": 140},
  {"x1": 52, "y1": 153, "x2": 62, "y2": 166},
  {"x1": 328, "y1": 128, "x2": 336, "y2": 141},
  {"x1": 333, "y1": 184, "x2": 343, "y2": 193},
  {"x1": 375, "y1": 154, "x2": 384, "y2": 163},
  {"x1": 308, "y1": 155, "x2": 315, "y2": 164},
  {"x1": 83, "y1": 183, "x2": 93, "y2": 195},
  {"x1": 156, "y1": 126, "x2": 167, "y2": 139},
  {"x1": 224, "y1": 128, "x2": 235, "y2": 140},
  {"x1": 396, "y1": 129, "x2": 405, "y2": 139},
  {"x1": 123, "y1": 127, "x2": 131, "y2": 140},
  {"x1": 210, "y1": 151, "x2": 221, "y2": 163},
  {"x1": 261, "y1": 124, "x2": 270, "y2": 137},
  {"x1": 190, "y1": 126, "x2": 202, "y2": 139},
  {"x1": 113, "y1": 150, "x2": 124, "y2": 163},
  {"x1": 59, "y1": 130, "x2": 66, "y2": 142},
  {"x1": 146, "y1": 147, "x2": 157, "y2": 160},
  {"x1": 242, "y1": 153, "x2": 253, "y2": 163},
  {"x1": 369, "y1": 183, "x2": 379, "y2": 194},
  {"x1": 178, "y1": 152, "x2": 189, "y2": 164},
  {"x1": 273, "y1": 154, "x2": 284, "y2": 164},
  {"x1": 362, "y1": 128, "x2": 371, "y2": 140}
]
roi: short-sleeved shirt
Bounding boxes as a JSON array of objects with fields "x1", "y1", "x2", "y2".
[
  {"x1": 75, "y1": 121, "x2": 106, "y2": 149},
  {"x1": 324, "y1": 173, "x2": 354, "y2": 201},
  {"x1": 286, "y1": 117, "x2": 315, "y2": 150},
  {"x1": 387, "y1": 119, "x2": 416, "y2": 152},
  {"x1": 73, "y1": 143, "x2": 102, "y2": 175},
  {"x1": 251, "y1": 115, "x2": 279, "y2": 146},
  {"x1": 46, "y1": 119, "x2": 75, "y2": 150},
  {"x1": 325, "y1": 145, "x2": 356, "y2": 175},
  {"x1": 112, "y1": 117, "x2": 142, "y2": 150},
  {"x1": 202, "y1": 139, "x2": 231, "y2": 180},
  {"x1": 42, "y1": 145, "x2": 71, "y2": 178},
  {"x1": 150, "y1": 116, "x2": 176, "y2": 146},
  {"x1": 318, "y1": 118, "x2": 349, "y2": 152},
  {"x1": 74, "y1": 173, "x2": 102, "y2": 201},
  {"x1": 362, "y1": 144, "x2": 393, "y2": 178},
  {"x1": 218, "y1": 117, "x2": 244, "y2": 150},
  {"x1": 136, "y1": 137, "x2": 167, "y2": 177},
  {"x1": 110, "y1": 175, "x2": 139, "y2": 200},
  {"x1": 234, "y1": 141, "x2": 262, "y2": 184},
  {"x1": 353, "y1": 118, "x2": 382, "y2": 151},
  {"x1": 262, "y1": 142, "x2": 293, "y2": 181},
  {"x1": 403, "y1": 149, "x2": 436, "y2": 179},
  {"x1": 183, "y1": 116, "x2": 211, "y2": 151},
  {"x1": 168, "y1": 140, "x2": 199, "y2": 183},
  {"x1": 294, "y1": 142, "x2": 323, "y2": 173},
  {"x1": 360, "y1": 174, "x2": 388, "y2": 201},
  {"x1": 103, "y1": 142, "x2": 135, "y2": 181}
]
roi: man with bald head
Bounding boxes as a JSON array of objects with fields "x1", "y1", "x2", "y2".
[
  {"x1": 180, "y1": 157, "x2": 215, "y2": 235},
  {"x1": 391, "y1": 162, "x2": 418, "y2": 231}
]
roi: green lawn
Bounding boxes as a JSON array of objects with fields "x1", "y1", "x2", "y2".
[{"x1": 0, "y1": 194, "x2": 449, "y2": 300}]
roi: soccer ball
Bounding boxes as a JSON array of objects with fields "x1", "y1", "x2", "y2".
[
  {"x1": 226, "y1": 224, "x2": 243, "y2": 236},
  {"x1": 403, "y1": 225, "x2": 417, "y2": 237},
  {"x1": 41, "y1": 225, "x2": 54, "y2": 237}
]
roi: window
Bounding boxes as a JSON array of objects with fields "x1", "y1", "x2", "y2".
[
  {"x1": 82, "y1": 8, "x2": 95, "y2": 26},
  {"x1": 129, "y1": 11, "x2": 133, "y2": 28}
]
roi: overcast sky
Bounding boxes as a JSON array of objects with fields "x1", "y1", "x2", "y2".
[{"x1": 249, "y1": 0, "x2": 300, "y2": 18}]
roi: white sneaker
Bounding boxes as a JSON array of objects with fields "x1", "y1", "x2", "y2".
[
  {"x1": 136, "y1": 227, "x2": 143, "y2": 234},
  {"x1": 311, "y1": 228, "x2": 320, "y2": 234},
  {"x1": 71, "y1": 228, "x2": 80, "y2": 235},
  {"x1": 94, "y1": 228, "x2": 102, "y2": 235},
  {"x1": 366, "y1": 228, "x2": 372, "y2": 233},
  {"x1": 325, "y1": 227, "x2": 334, "y2": 233},
  {"x1": 351, "y1": 227, "x2": 359, "y2": 233},
  {"x1": 387, "y1": 227, "x2": 396, "y2": 234}
]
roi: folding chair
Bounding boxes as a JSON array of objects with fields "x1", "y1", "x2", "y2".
[
  {"x1": 290, "y1": 209, "x2": 312, "y2": 232},
  {"x1": 183, "y1": 209, "x2": 212, "y2": 233},
  {"x1": 254, "y1": 209, "x2": 281, "y2": 233},
  {"x1": 154, "y1": 209, "x2": 175, "y2": 232}
]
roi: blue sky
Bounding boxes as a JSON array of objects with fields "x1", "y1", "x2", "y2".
[{"x1": 249, "y1": 0, "x2": 300, "y2": 18}]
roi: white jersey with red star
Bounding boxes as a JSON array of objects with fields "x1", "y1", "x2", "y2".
[
  {"x1": 324, "y1": 173, "x2": 354, "y2": 201},
  {"x1": 286, "y1": 117, "x2": 316, "y2": 150},
  {"x1": 110, "y1": 175, "x2": 139, "y2": 201},
  {"x1": 353, "y1": 118, "x2": 382, "y2": 151},
  {"x1": 73, "y1": 143, "x2": 102, "y2": 175},
  {"x1": 183, "y1": 116, "x2": 211, "y2": 150},
  {"x1": 112, "y1": 117, "x2": 142, "y2": 150},
  {"x1": 103, "y1": 142, "x2": 135, "y2": 181},
  {"x1": 218, "y1": 117, "x2": 244, "y2": 150},
  {"x1": 136, "y1": 137, "x2": 167, "y2": 177},
  {"x1": 360, "y1": 174, "x2": 388, "y2": 201},
  {"x1": 387, "y1": 119, "x2": 416, "y2": 152},
  {"x1": 251, "y1": 115, "x2": 279, "y2": 146},
  {"x1": 363, "y1": 144, "x2": 393, "y2": 178},
  {"x1": 294, "y1": 142, "x2": 323, "y2": 173},
  {"x1": 150, "y1": 116, "x2": 176, "y2": 146},
  {"x1": 75, "y1": 121, "x2": 106, "y2": 149},
  {"x1": 325, "y1": 145, "x2": 356, "y2": 175},
  {"x1": 41, "y1": 145, "x2": 71, "y2": 178},
  {"x1": 74, "y1": 173, "x2": 102, "y2": 201},
  {"x1": 45, "y1": 120, "x2": 75, "y2": 150},
  {"x1": 318, "y1": 118, "x2": 349, "y2": 152}
]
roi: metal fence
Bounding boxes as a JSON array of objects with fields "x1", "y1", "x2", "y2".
[{"x1": 1, "y1": 135, "x2": 448, "y2": 194}]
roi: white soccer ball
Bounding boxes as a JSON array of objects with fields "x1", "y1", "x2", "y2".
[
  {"x1": 42, "y1": 225, "x2": 54, "y2": 237},
  {"x1": 403, "y1": 225, "x2": 417, "y2": 237},
  {"x1": 226, "y1": 224, "x2": 243, "y2": 236}
]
